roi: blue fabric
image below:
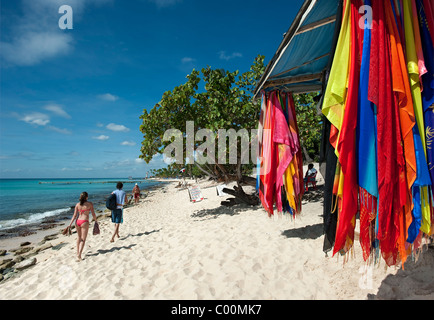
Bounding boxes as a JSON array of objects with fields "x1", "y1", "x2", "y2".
[
  {"x1": 357, "y1": 0, "x2": 378, "y2": 198},
  {"x1": 413, "y1": 125, "x2": 431, "y2": 187},
  {"x1": 409, "y1": 186, "x2": 422, "y2": 243},
  {"x1": 417, "y1": 0, "x2": 434, "y2": 188},
  {"x1": 409, "y1": 124, "x2": 431, "y2": 243}
]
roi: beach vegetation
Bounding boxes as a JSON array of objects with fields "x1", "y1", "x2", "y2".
[
  {"x1": 140, "y1": 55, "x2": 322, "y2": 189},
  {"x1": 293, "y1": 92, "x2": 322, "y2": 162},
  {"x1": 140, "y1": 55, "x2": 265, "y2": 185}
]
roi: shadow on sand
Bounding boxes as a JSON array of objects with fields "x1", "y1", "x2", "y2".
[
  {"x1": 368, "y1": 245, "x2": 434, "y2": 300},
  {"x1": 119, "y1": 229, "x2": 161, "y2": 241},
  {"x1": 86, "y1": 229, "x2": 161, "y2": 257},
  {"x1": 281, "y1": 223, "x2": 324, "y2": 240},
  {"x1": 87, "y1": 243, "x2": 137, "y2": 257},
  {"x1": 191, "y1": 203, "x2": 260, "y2": 221},
  {"x1": 302, "y1": 184, "x2": 324, "y2": 204}
]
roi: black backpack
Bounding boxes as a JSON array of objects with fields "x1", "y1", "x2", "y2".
[{"x1": 106, "y1": 193, "x2": 117, "y2": 210}]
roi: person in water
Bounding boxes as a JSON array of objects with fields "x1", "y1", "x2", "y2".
[{"x1": 67, "y1": 192, "x2": 98, "y2": 261}]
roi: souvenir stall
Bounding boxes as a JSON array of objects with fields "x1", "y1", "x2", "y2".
[{"x1": 254, "y1": 0, "x2": 434, "y2": 268}]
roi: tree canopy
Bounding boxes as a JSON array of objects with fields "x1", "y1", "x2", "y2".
[
  {"x1": 140, "y1": 55, "x2": 266, "y2": 183},
  {"x1": 139, "y1": 55, "x2": 322, "y2": 183}
]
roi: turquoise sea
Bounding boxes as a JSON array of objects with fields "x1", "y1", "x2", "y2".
[{"x1": 0, "y1": 178, "x2": 162, "y2": 235}]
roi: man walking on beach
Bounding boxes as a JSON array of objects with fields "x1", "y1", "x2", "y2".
[{"x1": 111, "y1": 182, "x2": 127, "y2": 242}]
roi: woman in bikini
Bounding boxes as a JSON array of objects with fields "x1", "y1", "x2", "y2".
[{"x1": 66, "y1": 192, "x2": 98, "y2": 261}]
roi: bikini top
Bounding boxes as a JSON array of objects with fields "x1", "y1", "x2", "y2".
[{"x1": 77, "y1": 208, "x2": 91, "y2": 214}]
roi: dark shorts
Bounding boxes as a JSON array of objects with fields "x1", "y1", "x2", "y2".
[{"x1": 111, "y1": 209, "x2": 123, "y2": 224}]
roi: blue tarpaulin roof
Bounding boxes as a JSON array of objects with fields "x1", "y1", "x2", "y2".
[{"x1": 254, "y1": 0, "x2": 341, "y2": 96}]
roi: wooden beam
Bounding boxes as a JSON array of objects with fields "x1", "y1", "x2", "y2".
[
  {"x1": 264, "y1": 72, "x2": 323, "y2": 89},
  {"x1": 271, "y1": 53, "x2": 330, "y2": 78},
  {"x1": 295, "y1": 15, "x2": 336, "y2": 35},
  {"x1": 253, "y1": 0, "x2": 317, "y2": 98}
]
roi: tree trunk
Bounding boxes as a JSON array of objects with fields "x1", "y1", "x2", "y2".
[
  {"x1": 221, "y1": 185, "x2": 259, "y2": 206},
  {"x1": 301, "y1": 137, "x2": 313, "y2": 163},
  {"x1": 194, "y1": 163, "x2": 218, "y2": 180}
]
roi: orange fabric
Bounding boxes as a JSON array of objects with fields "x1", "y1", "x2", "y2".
[{"x1": 385, "y1": 0, "x2": 417, "y2": 265}]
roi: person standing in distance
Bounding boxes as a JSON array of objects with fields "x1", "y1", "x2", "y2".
[{"x1": 111, "y1": 182, "x2": 127, "y2": 242}]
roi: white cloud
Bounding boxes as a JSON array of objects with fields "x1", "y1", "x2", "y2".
[
  {"x1": 121, "y1": 141, "x2": 136, "y2": 146},
  {"x1": 218, "y1": 51, "x2": 243, "y2": 61},
  {"x1": 98, "y1": 93, "x2": 119, "y2": 102},
  {"x1": 20, "y1": 113, "x2": 50, "y2": 126},
  {"x1": 0, "y1": 0, "x2": 114, "y2": 67},
  {"x1": 93, "y1": 135, "x2": 110, "y2": 141},
  {"x1": 44, "y1": 104, "x2": 71, "y2": 119},
  {"x1": 107, "y1": 123, "x2": 130, "y2": 132},
  {"x1": 48, "y1": 125, "x2": 72, "y2": 135},
  {"x1": 1, "y1": 32, "x2": 73, "y2": 67},
  {"x1": 181, "y1": 57, "x2": 195, "y2": 64}
]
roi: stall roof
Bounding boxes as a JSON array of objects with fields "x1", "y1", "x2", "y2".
[{"x1": 254, "y1": 0, "x2": 341, "y2": 97}]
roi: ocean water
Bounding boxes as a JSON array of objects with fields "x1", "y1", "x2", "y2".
[{"x1": 0, "y1": 178, "x2": 162, "y2": 232}]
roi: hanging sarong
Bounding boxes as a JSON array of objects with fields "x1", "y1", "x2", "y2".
[
  {"x1": 259, "y1": 92, "x2": 277, "y2": 216},
  {"x1": 417, "y1": 0, "x2": 434, "y2": 190},
  {"x1": 256, "y1": 92, "x2": 267, "y2": 192},
  {"x1": 333, "y1": 0, "x2": 361, "y2": 256},
  {"x1": 283, "y1": 93, "x2": 303, "y2": 214},
  {"x1": 322, "y1": 0, "x2": 351, "y2": 155},
  {"x1": 385, "y1": 0, "x2": 417, "y2": 265},
  {"x1": 404, "y1": 0, "x2": 432, "y2": 237},
  {"x1": 273, "y1": 93, "x2": 295, "y2": 213},
  {"x1": 357, "y1": 0, "x2": 378, "y2": 261},
  {"x1": 369, "y1": 0, "x2": 407, "y2": 266}
]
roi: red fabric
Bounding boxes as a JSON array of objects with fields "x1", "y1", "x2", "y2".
[
  {"x1": 385, "y1": 0, "x2": 416, "y2": 265},
  {"x1": 368, "y1": 0, "x2": 403, "y2": 266},
  {"x1": 273, "y1": 93, "x2": 294, "y2": 213},
  {"x1": 333, "y1": 0, "x2": 361, "y2": 255},
  {"x1": 265, "y1": 93, "x2": 278, "y2": 216},
  {"x1": 359, "y1": 188, "x2": 377, "y2": 261},
  {"x1": 259, "y1": 93, "x2": 277, "y2": 216}
]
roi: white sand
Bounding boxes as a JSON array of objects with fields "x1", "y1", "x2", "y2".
[{"x1": 0, "y1": 174, "x2": 433, "y2": 300}]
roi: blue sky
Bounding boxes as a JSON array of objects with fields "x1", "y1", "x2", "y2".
[{"x1": 0, "y1": 0, "x2": 303, "y2": 179}]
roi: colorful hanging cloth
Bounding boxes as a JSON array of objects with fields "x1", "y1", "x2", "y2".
[
  {"x1": 273, "y1": 93, "x2": 296, "y2": 213},
  {"x1": 322, "y1": 0, "x2": 351, "y2": 154},
  {"x1": 385, "y1": 0, "x2": 417, "y2": 264},
  {"x1": 333, "y1": 0, "x2": 362, "y2": 256},
  {"x1": 404, "y1": 0, "x2": 432, "y2": 238},
  {"x1": 256, "y1": 92, "x2": 267, "y2": 192},
  {"x1": 357, "y1": 0, "x2": 379, "y2": 261},
  {"x1": 285, "y1": 93, "x2": 304, "y2": 214},
  {"x1": 258, "y1": 92, "x2": 277, "y2": 216},
  {"x1": 369, "y1": 0, "x2": 407, "y2": 266},
  {"x1": 417, "y1": 0, "x2": 434, "y2": 190}
]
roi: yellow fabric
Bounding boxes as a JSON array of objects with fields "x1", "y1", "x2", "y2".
[
  {"x1": 404, "y1": 0, "x2": 426, "y2": 155},
  {"x1": 283, "y1": 161, "x2": 296, "y2": 211},
  {"x1": 403, "y1": 0, "x2": 431, "y2": 234},
  {"x1": 322, "y1": 0, "x2": 351, "y2": 157}
]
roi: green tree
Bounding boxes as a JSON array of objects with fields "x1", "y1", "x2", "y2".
[
  {"x1": 293, "y1": 92, "x2": 322, "y2": 162},
  {"x1": 139, "y1": 55, "x2": 265, "y2": 185}
]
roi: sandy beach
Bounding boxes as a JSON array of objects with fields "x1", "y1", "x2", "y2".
[{"x1": 1, "y1": 170, "x2": 433, "y2": 300}]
